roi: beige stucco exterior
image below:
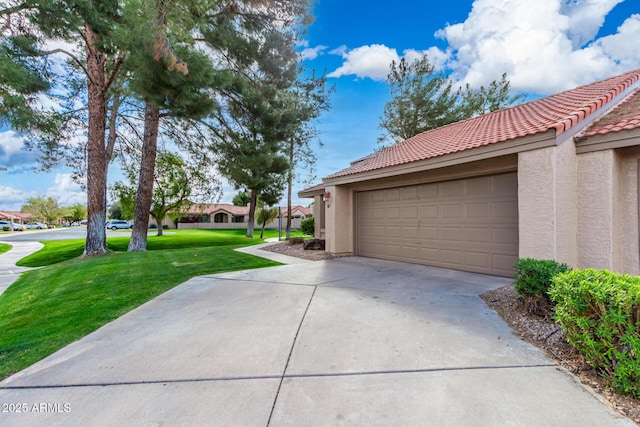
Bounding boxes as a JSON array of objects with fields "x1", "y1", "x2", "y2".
[
  {"x1": 575, "y1": 149, "x2": 639, "y2": 274},
  {"x1": 315, "y1": 138, "x2": 640, "y2": 276},
  {"x1": 517, "y1": 140, "x2": 578, "y2": 267},
  {"x1": 302, "y1": 75, "x2": 640, "y2": 276},
  {"x1": 324, "y1": 184, "x2": 354, "y2": 255}
]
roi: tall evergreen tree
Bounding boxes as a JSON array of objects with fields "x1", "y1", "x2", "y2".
[
  {"x1": 379, "y1": 56, "x2": 459, "y2": 145},
  {"x1": 0, "y1": 1, "x2": 128, "y2": 255},
  {"x1": 211, "y1": 23, "x2": 307, "y2": 238},
  {"x1": 379, "y1": 55, "x2": 525, "y2": 145},
  {"x1": 122, "y1": 0, "x2": 218, "y2": 251}
]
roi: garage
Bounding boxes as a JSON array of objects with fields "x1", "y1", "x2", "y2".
[{"x1": 356, "y1": 173, "x2": 519, "y2": 277}]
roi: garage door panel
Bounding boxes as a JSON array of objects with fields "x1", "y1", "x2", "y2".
[
  {"x1": 441, "y1": 204, "x2": 463, "y2": 218},
  {"x1": 494, "y1": 227, "x2": 518, "y2": 244},
  {"x1": 465, "y1": 252, "x2": 491, "y2": 269},
  {"x1": 441, "y1": 227, "x2": 464, "y2": 242},
  {"x1": 402, "y1": 206, "x2": 418, "y2": 218},
  {"x1": 402, "y1": 187, "x2": 418, "y2": 200},
  {"x1": 494, "y1": 254, "x2": 518, "y2": 271},
  {"x1": 357, "y1": 173, "x2": 518, "y2": 277},
  {"x1": 419, "y1": 184, "x2": 438, "y2": 198},
  {"x1": 371, "y1": 208, "x2": 386, "y2": 219},
  {"x1": 386, "y1": 189, "x2": 401, "y2": 201},
  {"x1": 493, "y1": 173, "x2": 518, "y2": 193},
  {"x1": 466, "y1": 202, "x2": 490, "y2": 218},
  {"x1": 442, "y1": 180, "x2": 464, "y2": 197},
  {"x1": 466, "y1": 228, "x2": 491, "y2": 244},
  {"x1": 466, "y1": 176, "x2": 492, "y2": 195},
  {"x1": 493, "y1": 201, "x2": 518, "y2": 218},
  {"x1": 419, "y1": 205, "x2": 438, "y2": 218}
]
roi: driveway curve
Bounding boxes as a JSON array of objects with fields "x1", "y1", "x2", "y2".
[{"x1": 0, "y1": 247, "x2": 634, "y2": 426}]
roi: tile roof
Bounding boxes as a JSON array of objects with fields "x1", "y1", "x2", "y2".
[
  {"x1": 186, "y1": 203, "x2": 250, "y2": 216},
  {"x1": 327, "y1": 69, "x2": 640, "y2": 179},
  {"x1": 280, "y1": 205, "x2": 312, "y2": 217},
  {"x1": 0, "y1": 211, "x2": 31, "y2": 221},
  {"x1": 185, "y1": 203, "x2": 312, "y2": 217},
  {"x1": 579, "y1": 89, "x2": 640, "y2": 137}
]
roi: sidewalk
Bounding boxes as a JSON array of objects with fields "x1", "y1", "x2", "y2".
[
  {"x1": 0, "y1": 241, "x2": 43, "y2": 296},
  {"x1": 0, "y1": 256, "x2": 634, "y2": 426}
]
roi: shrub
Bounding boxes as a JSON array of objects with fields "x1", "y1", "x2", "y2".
[
  {"x1": 550, "y1": 269, "x2": 640, "y2": 398},
  {"x1": 288, "y1": 236, "x2": 304, "y2": 245},
  {"x1": 514, "y1": 258, "x2": 571, "y2": 297},
  {"x1": 513, "y1": 258, "x2": 571, "y2": 317},
  {"x1": 300, "y1": 217, "x2": 314, "y2": 236},
  {"x1": 2, "y1": 226, "x2": 10, "y2": 232}
]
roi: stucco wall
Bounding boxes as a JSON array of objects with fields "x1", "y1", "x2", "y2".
[
  {"x1": 324, "y1": 185, "x2": 354, "y2": 255},
  {"x1": 576, "y1": 149, "x2": 640, "y2": 274},
  {"x1": 577, "y1": 150, "x2": 616, "y2": 269},
  {"x1": 518, "y1": 143, "x2": 578, "y2": 266},
  {"x1": 622, "y1": 157, "x2": 640, "y2": 274}
]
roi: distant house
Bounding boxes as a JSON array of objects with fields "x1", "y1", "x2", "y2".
[
  {"x1": 0, "y1": 211, "x2": 31, "y2": 225},
  {"x1": 156, "y1": 203, "x2": 312, "y2": 230},
  {"x1": 300, "y1": 69, "x2": 640, "y2": 277}
]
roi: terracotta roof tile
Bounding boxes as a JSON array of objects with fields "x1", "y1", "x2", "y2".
[
  {"x1": 579, "y1": 88, "x2": 640, "y2": 137},
  {"x1": 327, "y1": 69, "x2": 640, "y2": 179},
  {"x1": 186, "y1": 203, "x2": 249, "y2": 216}
]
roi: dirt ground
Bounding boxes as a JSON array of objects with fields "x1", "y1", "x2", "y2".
[
  {"x1": 260, "y1": 243, "x2": 639, "y2": 425},
  {"x1": 481, "y1": 285, "x2": 640, "y2": 425},
  {"x1": 260, "y1": 241, "x2": 345, "y2": 261}
]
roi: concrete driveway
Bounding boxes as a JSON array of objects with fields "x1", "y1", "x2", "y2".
[{"x1": 0, "y1": 247, "x2": 633, "y2": 426}]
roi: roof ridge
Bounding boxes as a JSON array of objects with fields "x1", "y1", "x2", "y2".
[{"x1": 326, "y1": 69, "x2": 640, "y2": 180}]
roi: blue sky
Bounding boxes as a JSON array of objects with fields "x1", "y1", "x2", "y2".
[{"x1": 1, "y1": 0, "x2": 639, "y2": 211}]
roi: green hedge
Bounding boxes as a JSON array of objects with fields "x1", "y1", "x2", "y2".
[
  {"x1": 550, "y1": 269, "x2": 640, "y2": 398},
  {"x1": 300, "y1": 217, "x2": 314, "y2": 236},
  {"x1": 514, "y1": 258, "x2": 571, "y2": 297}
]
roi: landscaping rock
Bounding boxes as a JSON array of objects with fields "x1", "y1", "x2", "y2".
[{"x1": 303, "y1": 238, "x2": 325, "y2": 251}]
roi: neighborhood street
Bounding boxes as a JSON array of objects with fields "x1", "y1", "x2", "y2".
[{"x1": 0, "y1": 227, "x2": 126, "y2": 242}]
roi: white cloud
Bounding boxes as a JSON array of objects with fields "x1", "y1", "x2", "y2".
[
  {"x1": 0, "y1": 131, "x2": 38, "y2": 169},
  {"x1": 0, "y1": 131, "x2": 24, "y2": 159},
  {"x1": 403, "y1": 47, "x2": 451, "y2": 70},
  {"x1": 327, "y1": 44, "x2": 400, "y2": 81},
  {"x1": 561, "y1": 0, "x2": 624, "y2": 48},
  {"x1": 297, "y1": 39, "x2": 328, "y2": 61},
  {"x1": 45, "y1": 173, "x2": 86, "y2": 207},
  {"x1": 591, "y1": 14, "x2": 640, "y2": 68},
  {"x1": 0, "y1": 185, "x2": 36, "y2": 211},
  {"x1": 434, "y1": 0, "x2": 640, "y2": 94},
  {"x1": 300, "y1": 45, "x2": 328, "y2": 60}
]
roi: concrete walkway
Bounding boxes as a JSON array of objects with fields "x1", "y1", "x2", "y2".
[
  {"x1": 0, "y1": 241, "x2": 43, "y2": 296},
  {"x1": 0, "y1": 247, "x2": 634, "y2": 426}
]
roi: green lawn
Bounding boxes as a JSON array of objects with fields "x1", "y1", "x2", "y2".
[
  {"x1": 0, "y1": 229, "x2": 283, "y2": 380},
  {"x1": 0, "y1": 243, "x2": 11, "y2": 255}
]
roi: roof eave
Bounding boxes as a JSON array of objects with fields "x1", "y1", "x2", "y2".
[
  {"x1": 575, "y1": 127, "x2": 640, "y2": 154},
  {"x1": 323, "y1": 130, "x2": 556, "y2": 186}
]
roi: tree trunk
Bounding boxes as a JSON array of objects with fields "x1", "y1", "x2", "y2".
[
  {"x1": 83, "y1": 24, "x2": 108, "y2": 256},
  {"x1": 247, "y1": 189, "x2": 257, "y2": 238},
  {"x1": 153, "y1": 217, "x2": 164, "y2": 236},
  {"x1": 286, "y1": 170, "x2": 293, "y2": 240},
  {"x1": 128, "y1": 103, "x2": 160, "y2": 251}
]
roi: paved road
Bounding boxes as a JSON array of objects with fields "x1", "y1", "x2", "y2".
[
  {"x1": 0, "y1": 251, "x2": 633, "y2": 427},
  {"x1": 0, "y1": 226, "x2": 129, "y2": 242}
]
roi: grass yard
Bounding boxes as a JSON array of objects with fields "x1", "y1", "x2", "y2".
[
  {"x1": 0, "y1": 229, "x2": 283, "y2": 380},
  {"x1": 0, "y1": 243, "x2": 11, "y2": 255}
]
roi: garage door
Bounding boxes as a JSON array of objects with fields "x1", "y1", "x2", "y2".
[{"x1": 357, "y1": 173, "x2": 518, "y2": 277}]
